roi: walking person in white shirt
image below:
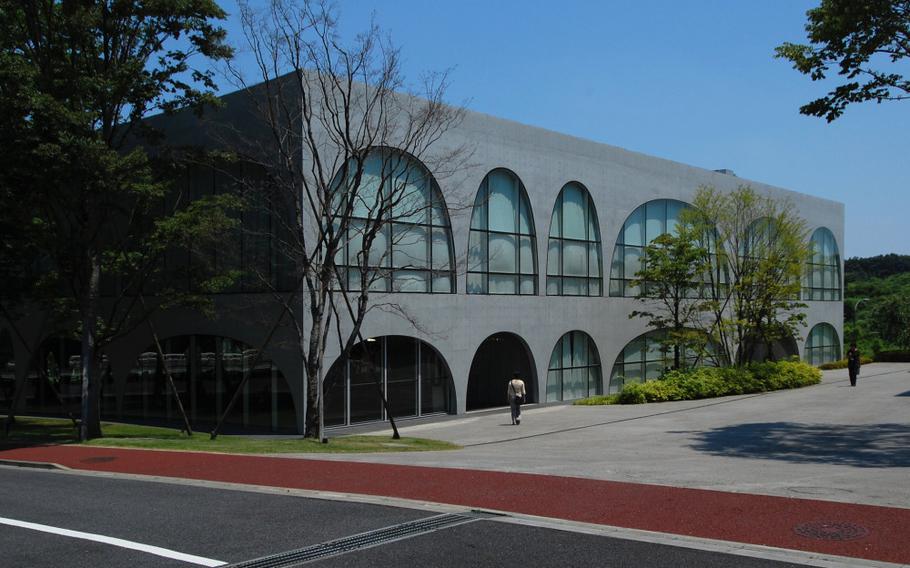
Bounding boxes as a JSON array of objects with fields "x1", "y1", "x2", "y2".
[{"x1": 507, "y1": 372, "x2": 526, "y2": 425}]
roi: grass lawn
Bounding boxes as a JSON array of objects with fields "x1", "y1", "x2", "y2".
[{"x1": 0, "y1": 417, "x2": 460, "y2": 454}]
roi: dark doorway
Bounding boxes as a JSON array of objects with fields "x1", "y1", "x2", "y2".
[
  {"x1": 467, "y1": 332, "x2": 535, "y2": 410},
  {"x1": 742, "y1": 335, "x2": 800, "y2": 362}
]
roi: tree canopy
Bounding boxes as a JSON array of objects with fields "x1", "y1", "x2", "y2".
[
  {"x1": 776, "y1": 0, "x2": 910, "y2": 121},
  {"x1": 0, "y1": 1, "x2": 234, "y2": 439}
]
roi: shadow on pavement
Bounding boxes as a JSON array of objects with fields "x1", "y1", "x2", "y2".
[
  {"x1": 896, "y1": 390, "x2": 910, "y2": 397},
  {"x1": 691, "y1": 422, "x2": 910, "y2": 468}
]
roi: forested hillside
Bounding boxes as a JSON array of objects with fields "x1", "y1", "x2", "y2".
[{"x1": 843, "y1": 254, "x2": 910, "y2": 357}]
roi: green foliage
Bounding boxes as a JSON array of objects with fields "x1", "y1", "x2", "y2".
[
  {"x1": 875, "y1": 350, "x2": 910, "y2": 362},
  {"x1": 630, "y1": 231, "x2": 711, "y2": 369},
  {"x1": 0, "y1": 1, "x2": 234, "y2": 439},
  {"x1": 845, "y1": 254, "x2": 910, "y2": 282},
  {"x1": 573, "y1": 394, "x2": 621, "y2": 406},
  {"x1": 775, "y1": 0, "x2": 910, "y2": 121},
  {"x1": 613, "y1": 361, "x2": 820, "y2": 404},
  {"x1": 818, "y1": 356, "x2": 873, "y2": 370},
  {"x1": 2, "y1": 417, "x2": 459, "y2": 453},
  {"x1": 687, "y1": 186, "x2": 810, "y2": 366},
  {"x1": 844, "y1": 258, "x2": 910, "y2": 354}
]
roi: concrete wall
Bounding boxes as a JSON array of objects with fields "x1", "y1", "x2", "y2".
[{"x1": 1, "y1": 84, "x2": 845, "y2": 430}]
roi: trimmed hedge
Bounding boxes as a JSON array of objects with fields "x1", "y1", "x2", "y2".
[
  {"x1": 818, "y1": 356, "x2": 874, "y2": 370},
  {"x1": 575, "y1": 361, "x2": 821, "y2": 405},
  {"x1": 875, "y1": 350, "x2": 910, "y2": 363}
]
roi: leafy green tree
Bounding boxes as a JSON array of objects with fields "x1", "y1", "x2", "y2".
[
  {"x1": 0, "y1": 1, "x2": 233, "y2": 440},
  {"x1": 689, "y1": 186, "x2": 810, "y2": 366},
  {"x1": 776, "y1": 0, "x2": 910, "y2": 121},
  {"x1": 629, "y1": 230, "x2": 711, "y2": 371},
  {"x1": 871, "y1": 295, "x2": 910, "y2": 349}
]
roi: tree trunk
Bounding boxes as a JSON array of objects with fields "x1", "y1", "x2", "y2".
[{"x1": 80, "y1": 253, "x2": 103, "y2": 441}]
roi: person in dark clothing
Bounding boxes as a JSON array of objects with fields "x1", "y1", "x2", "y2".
[{"x1": 847, "y1": 343, "x2": 861, "y2": 387}]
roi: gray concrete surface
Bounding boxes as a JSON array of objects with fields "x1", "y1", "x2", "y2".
[{"x1": 320, "y1": 364, "x2": 910, "y2": 509}]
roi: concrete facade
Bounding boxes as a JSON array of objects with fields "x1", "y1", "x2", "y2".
[{"x1": 0, "y1": 86, "x2": 845, "y2": 433}]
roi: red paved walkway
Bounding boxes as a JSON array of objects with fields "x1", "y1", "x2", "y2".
[{"x1": 2, "y1": 445, "x2": 908, "y2": 565}]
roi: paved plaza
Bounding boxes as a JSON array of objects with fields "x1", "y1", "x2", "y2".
[{"x1": 344, "y1": 363, "x2": 910, "y2": 509}]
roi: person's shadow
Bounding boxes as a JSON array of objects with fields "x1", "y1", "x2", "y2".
[{"x1": 690, "y1": 422, "x2": 910, "y2": 468}]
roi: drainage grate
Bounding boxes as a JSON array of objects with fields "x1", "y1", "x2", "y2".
[
  {"x1": 793, "y1": 521, "x2": 870, "y2": 541},
  {"x1": 226, "y1": 513, "x2": 480, "y2": 567}
]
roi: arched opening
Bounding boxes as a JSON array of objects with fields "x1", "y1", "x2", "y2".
[
  {"x1": 18, "y1": 337, "x2": 115, "y2": 419},
  {"x1": 804, "y1": 227, "x2": 842, "y2": 301},
  {"x1": 609, "y1": 329, "x2": 720, "y2": 394},
  {"x1": 467, "y1": 169, "x2": 538, "y2": 295},
  {"x1": 740, "y1": 335, "x2": 800, "y2": 362},
  {"x1": 547, "y1": 182, "x2": 602, "y2": 296},
  {"x1": 467, "y1": 332, "x2": 536, "y2": 410},
  {"x1": 805, "y1": 323, "x2": 841, "y2": 366},
  {"x1": 546, "y1": 331, "x2": 602, "y2": 401},
  {"x1": 323, "y1": 335, "x2": 455, "y2": 427},
  {"x1": 331, "y1": 147, "x2": 456, "y2": 293},
  {"x1": 609, "y1": 199, "x2": 691, "y2": 297},
  {"x1": 123, "y1": 335, "x2": 296, "y2": 433}
]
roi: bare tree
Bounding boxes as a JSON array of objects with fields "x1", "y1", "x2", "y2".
[{"x1": 213, "y1": 0, "x2": 467, "y2": 439}]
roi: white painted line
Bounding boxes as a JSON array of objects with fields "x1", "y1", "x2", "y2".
[{"x1": 0, "y1": 516, "x2": 226, "y2": 567}]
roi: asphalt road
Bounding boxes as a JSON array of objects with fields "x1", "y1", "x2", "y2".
[{"x1": 0, "y1": 467, "x2": 811, "y2": 568}]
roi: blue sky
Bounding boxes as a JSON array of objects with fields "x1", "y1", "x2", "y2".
[{"x1": 216, "y1": 0, "x2": 908, "y2": 258}]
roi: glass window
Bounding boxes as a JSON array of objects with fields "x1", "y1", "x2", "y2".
[
  {"x1": 804, "y1": 323, "x2": 841, "y2": 366},
  {"x1": 609, "y1": 330, "x2": 718, "y2": 393},
  {"x1": 324, "y1": 336, "x2": 453, "y2": 427},
  {"x1": 609, "y1": 199, "x2": 690, "y2": 297},
  {"x1": 803, "y1": 227, "x2": 842, "y2": 301},
  {"x1": 467, "y1": 169, "x2": 538, "y2": 295},
  {"x1": 546, "y1": 331, "x2": 602, "y2": 401},
  {"x1": 333, "y1": 149, "x2": 455, "y2": 294},
  {"x1": 122, "y1": 335, "x2": 296, "y2": 432},
  {"x1": 546, "y1": 183, "x2": 602, "y2": 296}
]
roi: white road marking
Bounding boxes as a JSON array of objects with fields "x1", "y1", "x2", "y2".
[{"x1": 0, "y1": 516, "x2": 226, "y2": 567}]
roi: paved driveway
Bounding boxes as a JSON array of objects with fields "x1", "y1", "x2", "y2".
[{"x1": 324, "y1": 363, "x2": 910, "y2": 508}]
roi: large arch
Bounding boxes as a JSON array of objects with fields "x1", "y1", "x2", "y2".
[
  {"x1": 122, "y1": 334, "x2": 297, "y2": 432},
  {"x1": 804, "y1": 323, "x2": 841, "y2": 366},
  {"x1": 467, "y1": 169, "x2": 538, "y2": 295},
  {"x1": 332, "y1": 147, "x2": 456, "y2": 293},
  {"x1": 323, "y1": 335, "x2": 455, "y2": 427},
  {"x1": 467, "y1": 332, "x2": 537, "y2": 410},
  {"x1": 546, "y1": 182, "x2": 603, "y2": 296},
  {"x1": 804, "y1": 227, "x2": 842, "y2": 301},
  {"x1": 609, "y1": 199, "x2": 690, "y2": 297},
  {"x1": 609, "y1": 329, "x2": 719, "y2": 393},
  {"x1": 546, "y1": 330, "x2": 602, "y2": 401}
]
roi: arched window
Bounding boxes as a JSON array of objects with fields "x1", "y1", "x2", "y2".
[
  {"x1": 804, "y1": 227, "x2": 841, "y2": 301},
  {"x1": 547, "y1": 182, "x2": 602, "y2": 296},
  {"x1": 609, "y1": 330, "x2": 717, "y2": 393},
  {"x1": 609, "y1": 199, "x2": 689, "y2": 297},
  {"x1": 124, "y1": 335, "x2": 296, "y2": 432},
  {"x1": 546, "y1": 331, "x2": 601, "y2": 401},
  {"x1": 467, "y1": 169, "x2": 537, "y2": 295},
  {"x1": 333, "y1": 149, "x2": 455, "y2": 293},
  {"x1": 805, "y1": 323, "x2": 841, "y2": 366},
  {"x1": 324, "y1": 336, "x2": 454, "y2": 427}
]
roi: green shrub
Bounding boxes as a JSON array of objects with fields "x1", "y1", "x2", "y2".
[
  {"x1": 818, "y1": 356, "x2": 874, "y2": 370},
  {"x1": 573, "y1": 394, "x2": 620, "y2": 405},
  {"x1": 610, "y1": 360, "x2": 820, "y2": 405}
]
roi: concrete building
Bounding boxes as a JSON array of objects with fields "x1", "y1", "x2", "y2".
[{"x1": 0, "y1": 81, "x2": 844, "y2": 434}]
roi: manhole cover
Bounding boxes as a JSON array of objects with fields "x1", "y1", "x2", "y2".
[
  {"x1": 80, "y1": 456, "x2": 116, "y2": 464},
  {"x1": 793, "y1": 521, "x2": 869, "y2": 541}
]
